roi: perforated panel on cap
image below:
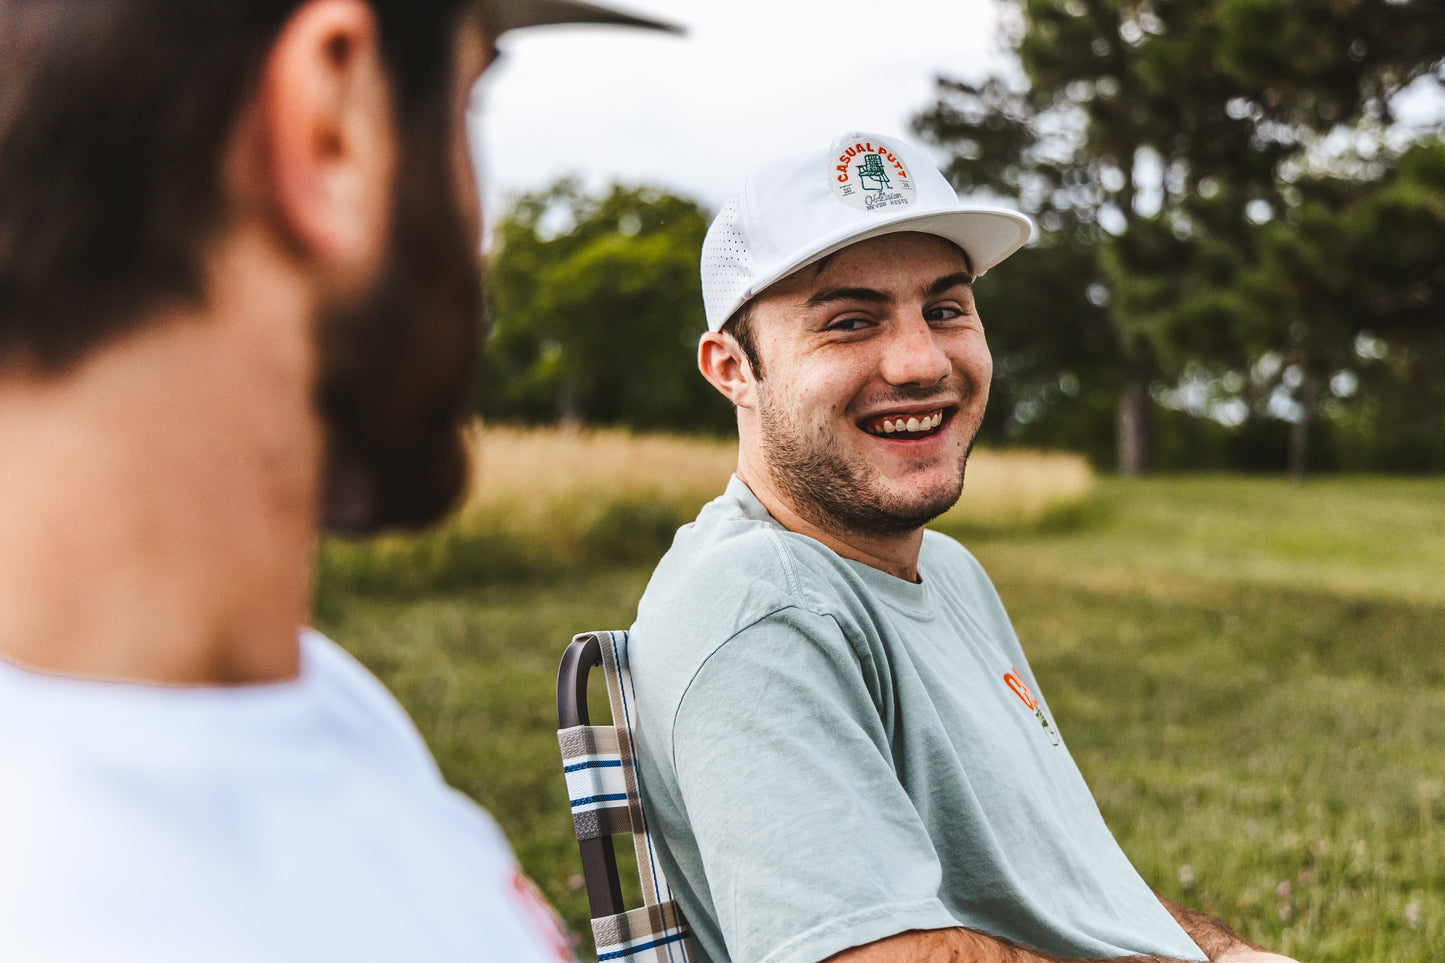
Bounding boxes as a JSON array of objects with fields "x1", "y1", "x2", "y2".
[{"x1": 700, "y1": 193, "x2": 756, "y2": 331}]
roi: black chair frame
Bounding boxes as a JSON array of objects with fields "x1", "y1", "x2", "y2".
[{"x1": 556, "y1": 633, "x2": 626, "y2": 921}]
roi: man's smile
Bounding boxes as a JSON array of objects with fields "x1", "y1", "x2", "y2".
[{"x1": 859, "y1": 407, "x2": 954, "y2": 439}]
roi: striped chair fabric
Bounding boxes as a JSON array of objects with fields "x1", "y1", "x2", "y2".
[{"x1": 557, "y1": 630, "x2": 696, "y2": 963}]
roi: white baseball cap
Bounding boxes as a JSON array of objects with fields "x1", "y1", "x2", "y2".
[
  {"x1": 701, "y1": 131, "x2": 1034, "y2": 332},
  {"x1": 485, "y1": 0, "x2": 680, "y2": 35}
]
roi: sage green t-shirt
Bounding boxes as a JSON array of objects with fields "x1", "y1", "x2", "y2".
[{"x1": 627, "y1": 477, "x2": 1206, "y2": 963}]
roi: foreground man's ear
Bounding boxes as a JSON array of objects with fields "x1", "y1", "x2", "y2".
[
  {"x1": 699, "y1": 331, "x2": 757, "y2": 410},
  {"x1": 259, "y1": 0, "x2": 396, "y2": 283}
]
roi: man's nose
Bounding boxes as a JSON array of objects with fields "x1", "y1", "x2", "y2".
[{"x1": 878, "y1": 317, "x2": 951, "y2": 387}]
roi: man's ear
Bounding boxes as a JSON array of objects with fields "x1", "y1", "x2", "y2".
[
  {"x1": 698, "y1": 331, "x2": 757, "y2": 410},
  {"x1": 259, "y1": 0, "x2": 395, "y2": 278}
]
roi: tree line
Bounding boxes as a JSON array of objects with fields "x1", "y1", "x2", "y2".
[{"x1": 481, "y1": 0, "x2": 1444, "y2": 474}]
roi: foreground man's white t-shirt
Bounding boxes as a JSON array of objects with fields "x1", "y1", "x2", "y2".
[{"x1": 0, "y1": 630, "x2": 574, "y2": 963}]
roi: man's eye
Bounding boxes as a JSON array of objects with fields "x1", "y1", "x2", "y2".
[
  {"x1": 828, "y1": 317, "x2": 872, "y2": 332},
  {"x1": 924, "y1": 306, "x2": 965, "y2": 323}
]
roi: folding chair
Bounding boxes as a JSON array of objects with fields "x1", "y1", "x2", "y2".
[{"x1": 556, "y1": 630, "x2": 696, "y2": 962}]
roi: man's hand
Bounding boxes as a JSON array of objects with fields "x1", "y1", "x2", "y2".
[{"x1": 1214, "y1": 953, "x2": 1301, "y2": 963}]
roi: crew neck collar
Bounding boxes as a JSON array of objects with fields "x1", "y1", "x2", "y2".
[{"x1": 842, "y1": 556, "x2": 935, "y2": 619}]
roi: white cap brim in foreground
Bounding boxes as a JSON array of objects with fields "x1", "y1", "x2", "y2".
[
  {"x1": 701, "y1": 131, "x2": 1034, "y2": 332},
  {"x1": 486, "y1": 0, "x2": 682, "y2": 35}
]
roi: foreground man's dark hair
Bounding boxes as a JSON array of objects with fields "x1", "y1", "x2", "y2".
[
  {"x1": 0, "y1": 0, "x2": 483, "y2": 532},
  {"x1": 0, "y1": 0, "x2": 470, "y2": 371}
]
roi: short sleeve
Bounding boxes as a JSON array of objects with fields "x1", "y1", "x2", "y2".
[{"x1": 669, "y1": 606, "x2": 959, "y2": 963}]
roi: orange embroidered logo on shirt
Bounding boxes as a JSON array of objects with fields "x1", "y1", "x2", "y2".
[{"x1": 1003, "y1": 667, "x2": 1061, "y2": 746}]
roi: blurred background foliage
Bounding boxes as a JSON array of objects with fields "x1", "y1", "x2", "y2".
[
  {"x1": 481, "y1": 0, "x2": 1444, "y2": 477},
  {"x1": 481, "y1": 181, "x2": 734, "y2": 433}
]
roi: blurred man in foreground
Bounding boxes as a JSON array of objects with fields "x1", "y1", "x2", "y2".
[
  {"x1": 627, "y1": 132, "x2": 1300, "y2": 963},
  {"x1": 0, "y1": 1, "x2": 668, "y2": 958}
]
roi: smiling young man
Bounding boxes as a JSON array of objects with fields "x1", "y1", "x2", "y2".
[
  {"x1": 0, "y1": 1, "x2": 670, "y2": 959},
  {"x1": 626, "y1": 133, "x2": 1300, "y2": 963}
]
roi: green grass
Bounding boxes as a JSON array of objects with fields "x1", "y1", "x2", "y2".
[{"x1": 315, "y1": 474, "x2": 1445, "y2": 962}]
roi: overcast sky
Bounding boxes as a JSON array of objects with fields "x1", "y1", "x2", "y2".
[
  {"x1": 463, "y1": 0, "x2": 1445, "y2": 234},
  {"x1": 466, "y1": 0, "x2": 1012, "y2": 225}
]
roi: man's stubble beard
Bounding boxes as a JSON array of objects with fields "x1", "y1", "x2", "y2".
[
  {"x1": 755, "y1": 381, "x2": 978, "y2": 540},
  {"x1": 314, "y1": 110, "x2": 483, "y2": 534}
]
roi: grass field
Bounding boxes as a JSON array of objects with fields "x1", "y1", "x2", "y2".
[{"x1": 315, "y1": 429, "x2": 1444, "y2": 962}]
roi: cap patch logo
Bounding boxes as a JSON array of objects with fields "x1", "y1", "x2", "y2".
[{"x1": 829, "y1": 139, "x2": 916, "y2": 213}]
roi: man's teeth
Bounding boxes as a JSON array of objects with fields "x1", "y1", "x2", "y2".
[{"x1": 876, "y1": 411, "x2": 944, "y2": 434}]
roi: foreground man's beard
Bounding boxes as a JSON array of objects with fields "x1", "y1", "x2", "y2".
[
  {"x1": 757, "y1": 382, "x2": 976, "y2": 541},
  {"x1": 315, "y1": 116, "x2": 483, "y2": 534}
]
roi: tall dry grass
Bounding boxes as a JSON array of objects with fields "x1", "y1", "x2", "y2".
[
  {"x1": 469, "y1": 423, "x2": 1093, "y2": 531},
  {"x1": 466, "y1": 424, "x2": 735, "y2": 518},
  {"x1": 941, "y1": 447, "x2": 1095, "y2": 531},
  {"x1": 318, "y1": 425, "x2": 1095, "y2": 597}
]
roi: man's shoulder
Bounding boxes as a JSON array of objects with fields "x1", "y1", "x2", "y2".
[
  {"x1": 627, "y1": 487, "x2": 870, "y2": 728},
  {"x1": 299, "y1": 630, "x2": 442, "y2": 780},
  {"x1": 920, "y1": 528, "x2": 1002, "y2": 598},
  {"x1": 920, "y1": 526, "x2": 983, "y2": 566},
  {"x1": 0, "y1": 635, "x2": 558, "y2": 960},
  {"x1": 633, "y1": 489, "x2": 861, "y2": 643}
]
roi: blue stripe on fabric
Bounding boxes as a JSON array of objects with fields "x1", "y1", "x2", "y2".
[
  {"x1": 564, "y1": 759, "x2": 623, "y2": 773},
  {"x1": 569, "y1": 793, "x2": 628, "y2": 807},
  {"x1": 597, "y1": 929, "x2": 691, "y2": 962},
  {"x1": 609, "y1": 631, "x2": 688, "y2": 962}
]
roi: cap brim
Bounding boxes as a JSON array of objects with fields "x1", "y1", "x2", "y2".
[
  {"x1": 744, "y1": 207, "x2": 1034, "y2": 309},
  {"x1": 487, "y1": 0, "x2": 682, "y2": 34}
]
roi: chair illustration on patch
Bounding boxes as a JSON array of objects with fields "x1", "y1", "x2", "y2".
[
  {"x1": 556, "y1": 630, "x2": 695, "y2": 962},
  {"x1": 856, "y1": 151, "x2": 892, "y2": 191}
]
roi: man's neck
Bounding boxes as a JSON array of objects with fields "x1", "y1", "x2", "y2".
[
  {"x1": 0, "y1": 246, "x2": 323, "y2": 685},
  {"x1": 736, "y1": 468, "x2": 926, "y2": 583}
]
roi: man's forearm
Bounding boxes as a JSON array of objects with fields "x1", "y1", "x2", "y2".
[
  {"x1": 824, "y1": 898, "x2": 1298, "y2": 963},
  {"x1": 825, "y1": 926, "x2": 1188, "y2": 963},
  {"x1": 1154, "y1": 895, "x2": 1302, "y2": 962},
  {"x1": 1156, "y1": 894, "x2": 1259, "y2": 960}
]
